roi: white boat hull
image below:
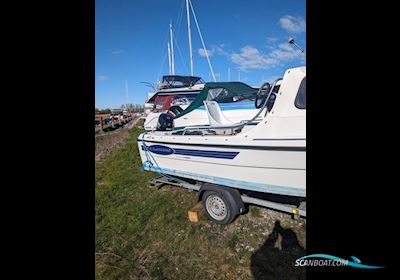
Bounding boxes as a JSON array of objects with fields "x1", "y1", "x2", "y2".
[
  {"x1": 139, "y1": 66, "x2": 306, "y2": 198},
  {"x1": 144, "y1": 112, "x2": 163, "y2": 130},
  {"x1": 138, "y1": 137, "x2": 305, "y2": 197}
]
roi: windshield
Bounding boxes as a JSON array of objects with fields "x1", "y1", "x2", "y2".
[
  {"x1": 196, "y1": 78, "x2": 205, "y2": 84},
  {"x1": 206, "y1": 87, "x2": 257, "y2": 103},
  {"x1": 160, "y1": 76, "x2": 204, "y2": 88}
]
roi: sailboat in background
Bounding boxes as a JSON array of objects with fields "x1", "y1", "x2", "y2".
[
  {"x1": 144, "y1": 0, "x2": 270, "y2": 131},
  {"x1": 144, "y1": 0, "x2": 212, "y2": 130}
]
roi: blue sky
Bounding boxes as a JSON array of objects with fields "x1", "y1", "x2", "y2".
[{"x1": 95, "y1": 0, "x2": 306, "y2": 109}]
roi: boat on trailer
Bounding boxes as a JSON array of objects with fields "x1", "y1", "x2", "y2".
[{"x1": 139, "y1": 66, "x2": 306, "y2": 224}]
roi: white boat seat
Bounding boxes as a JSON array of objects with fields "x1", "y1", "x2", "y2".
[
  {"x1": 175, "y1": 101, "x2": 250, "y2": 135},
  {"x1": 204, "y1": 101, "x2": 239, "y2": 127},
  {"x1": 202, "y1": 100, "x2": 248, "y2": 135}
]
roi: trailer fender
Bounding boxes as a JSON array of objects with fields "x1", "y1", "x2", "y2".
[{"x1": 198, "y1": 183, "x2": 245, "y2": 214}]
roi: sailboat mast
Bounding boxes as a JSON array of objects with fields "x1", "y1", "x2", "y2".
[
  {"x1": 167, "y1": 42, "x2": 172, "y2": 75},
  {"x1": 186, "y1": 0, "x2": 194, "y2": 76},
  {"x1": 169, "y1": 22, "x2": 175, "y2": 75}
]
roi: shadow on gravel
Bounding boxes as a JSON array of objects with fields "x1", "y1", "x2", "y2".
[{"x1": 250, "y1": 220, "x2": 306, "y2": 280}]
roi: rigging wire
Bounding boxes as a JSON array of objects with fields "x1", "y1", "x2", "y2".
[
  {"x1": 173, "y1": 34, "x2": 189, "y2": 74},
  {"x1": 172, "y1": 0, "x2": 186, "y2": 74},
  {"x1": 188, "y1": 0, "x2": 216, "y2": 81},
  {"x1": 155, "y1": 27, "x2": 171, "y2": 83},
  {"x1": 155, "y1": 0, "x2": 184, "y2": 80},
  {"x1": 173, "y1": 0, "x2": 185, "y2": 36}
]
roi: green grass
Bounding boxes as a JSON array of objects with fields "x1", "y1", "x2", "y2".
[
  {"x1": 96, "y1": 126, "x2": 306, "y2": 279},
  {"x1": 249, "y1": 206, "x2": 261, "y2": 217}
]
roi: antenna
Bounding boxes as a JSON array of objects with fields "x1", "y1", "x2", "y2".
[
  {"x1": 125, "y1": 80, "x2": 129, "y2": 105},
  {"x1": 288, "y1": 36, "x2": 304, "y2": 53},
  {"x1": 228, "y1": 68, "x2": 231, "y2": 81}
]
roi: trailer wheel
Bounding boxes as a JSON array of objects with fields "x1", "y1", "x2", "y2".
[{"x1": 202, "y1": 191, "x2": 236, "y2": 224}]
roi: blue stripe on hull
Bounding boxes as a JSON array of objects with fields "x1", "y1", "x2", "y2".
[
  {"x1": 142, "y1": 163, "x2": 306, "y2": 197},
  {"x1": 142, "y1": 145, "x2": 239, "y2": 159}
]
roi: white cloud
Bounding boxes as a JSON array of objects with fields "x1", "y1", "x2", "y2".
[
  {"x1": 230, "y1": 43, "x2": 303, "y2": 70},
  {"x1": 198, "y1": 48, "x2": 215, "y2": 57},
  {"x1": 97, "y1": 75, "x2": 109, "y2": 81},
  {"x1": 270, "y1": 43, "x2": 299, "y2": 61},
  {"x1": 112, "y1": 50, "x2": 124, "y2": 55},
  {"x1": 267, "y1": 37, "x2": 278, "y2": 44},
  {"x1": 231, "y1": 45, "x2": 279, "y2": 70},
  {"x1": 198, "y1": 44, "x2": 229, "y2": 57},
  {"x1": 214, "y1": 45, "x2": 229, "y2": 56},
  {"x1": 279, "y1": 15, "x2": 306, "y2": 34}
]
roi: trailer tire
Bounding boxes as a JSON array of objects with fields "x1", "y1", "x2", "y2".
[{"x1": 202, "y1": 191, "x2": 236, "y2": 224}]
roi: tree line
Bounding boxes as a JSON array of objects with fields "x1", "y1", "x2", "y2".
[{"x1": 95, "y1": 104, "x2": 144, "y2": 114}]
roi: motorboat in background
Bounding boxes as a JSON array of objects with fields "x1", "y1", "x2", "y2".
[
  {"x1": 144, "y1": 75, "x2": 205, "y2": 130},
  {"x1": 146, "y1": 78, "x2": 281, "y2": 131}
]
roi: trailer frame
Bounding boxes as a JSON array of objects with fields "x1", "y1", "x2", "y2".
[{"x1": 149, "y1": 175, "x2": 306, "y2": 219}]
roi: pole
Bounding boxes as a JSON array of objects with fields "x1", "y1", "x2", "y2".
[
  {"x1": 167, "y1": 42, "x2": 172, "y2": 75},
  {"x1": 186, "y1": 0, "x2": 194, "y2": 76},
  {"x1": 125, "y1": 80, "x2": 129, "y2": 105},
  {"x1": 169, "y1": 22, "x2": 175, "y2": 75},
  {"x1": 99, "y1": 115, "x2": 103, "y2": 133}
]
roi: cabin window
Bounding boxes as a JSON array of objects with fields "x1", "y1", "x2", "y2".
[
  {"x1": 155, "y1": 100, "x2": 165, "y2": 109},
  {"x1": 295, "y1": 77, "x2": 306, "y2": 109},
  {"x1": 207, "y1": 88, "x2": 230, "y2": 100},
  {"x1": 185, "y1": 94, "x2": 198, "y2": 102}
]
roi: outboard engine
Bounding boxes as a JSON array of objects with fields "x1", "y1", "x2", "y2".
[{"x1": 156, "y1": 113, "x2": 174, "y2": 131}]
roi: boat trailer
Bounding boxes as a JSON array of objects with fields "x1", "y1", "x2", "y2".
[{"x1": 149, "y1": 175, "x2": 306, "y2": 223}]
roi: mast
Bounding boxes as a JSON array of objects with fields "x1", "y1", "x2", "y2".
[
  {"x1": 167, "y1": 42, "x2": 172, "y2": 75},
  {"x1": 186, "y1": 0, "x2": 194, "y2": 76},
  {"x1": 169, "y1": 22, "x2": 175, "y2": 75}
]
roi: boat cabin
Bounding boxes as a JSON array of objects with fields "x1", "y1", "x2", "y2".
[{"x1": 157, "y1": 75, "x2": 204, "y2": 90}]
